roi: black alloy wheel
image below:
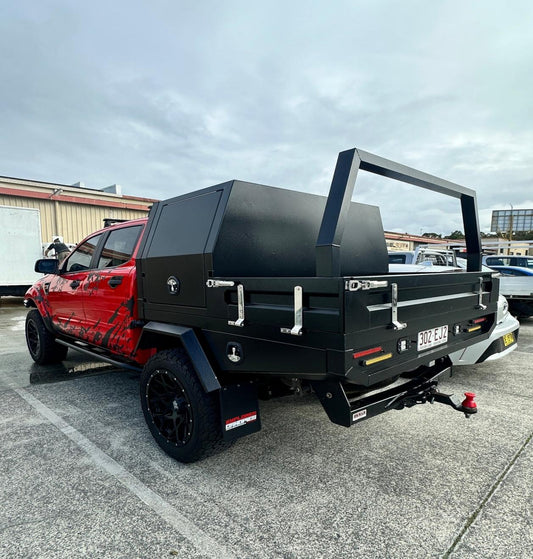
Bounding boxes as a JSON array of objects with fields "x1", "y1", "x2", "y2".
[
  {"x1": 25, "y1": 309, "x2": 68, "y2": 365},
  {"x1": 140, "y1": 349, "x2": 230, "y2": 463},
  {"x1": 145, "y1": 369, "x2": 193, "y2": 446}
]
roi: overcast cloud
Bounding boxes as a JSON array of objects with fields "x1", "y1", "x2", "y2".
[{"x1": 1, "y1": 0, "x2": 532, "y2": 235}]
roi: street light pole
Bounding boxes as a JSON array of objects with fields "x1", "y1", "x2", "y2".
[{"x1": 508, "y1": 204, "x2": 514, "y2": 255}]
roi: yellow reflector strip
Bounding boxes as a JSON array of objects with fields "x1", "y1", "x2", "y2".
[
  {"x1": 466, "y1": 325, "x2": 482, "y2": 333},
  {"x1": 363, "y1": 353, "x2": 393, "y2": 366}
]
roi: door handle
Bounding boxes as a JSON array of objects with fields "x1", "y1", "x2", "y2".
[
  {"x1": 70, "y1": 280, "x2": 80, "y2": 288},
  {"x1": 108, "y1": 276, "x2": 123, "y2": 288}
]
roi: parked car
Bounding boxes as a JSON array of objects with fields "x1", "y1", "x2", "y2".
[
  {"x1": 388, "y1": 247, "x2": 457, "y2": 267},
  {"x1": 483, "y1": 255, "x2": 533, "y2": 269},
  {"x1": 488, "y1": 265, "x2": 533, "y2": 277},
  {"x1": 448, "y1": 295, "x2": 519, "y2": 365},
  {"x1": 481, "y1": 264, "x2": 533, "y2": 318}
]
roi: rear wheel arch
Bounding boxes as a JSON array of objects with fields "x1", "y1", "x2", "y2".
[{"x1": 137, "y1": 323, "x2": 221, "y2": 393}]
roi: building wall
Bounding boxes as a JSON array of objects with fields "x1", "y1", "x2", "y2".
[{"x1": 0, "y1": 176, "x2": 156, "y2": 246}]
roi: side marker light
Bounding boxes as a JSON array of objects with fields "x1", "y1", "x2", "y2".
[{"x1": 363, "y1": 353, "x2": 393, "y2": 366}]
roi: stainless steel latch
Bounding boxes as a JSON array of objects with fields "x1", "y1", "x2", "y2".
[
  {"x1": 206, "y1": 279, "x2": 236, "y2": 288},
  {"x1": 475, "y1": 277, "x2": 487, "y2": 310},
  {"x1": 206, "y1": 279, "x2": 245, "y2": 327},
  {"x1": 281, "y1": 285, "x2": 303, "y2": 336},
  {"x1": 391, "y1": 283, "x2": 407, "y2": 330},
  {"x1": 228, "y1": 284, "x2": 245, "y2": 327},
  {"x1": 346, "y1": 279, "x2": 389, "y2": 291}
]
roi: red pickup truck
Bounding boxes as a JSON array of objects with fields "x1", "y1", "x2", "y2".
[{"x1": 24, "y1": 149, "x2": 493, "y2": 463}]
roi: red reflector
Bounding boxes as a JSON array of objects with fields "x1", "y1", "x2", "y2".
[
  {"x1": 473, "y1": 317, "x2": 487, "y2": 324},
  {"x1": 353, "y1": 347, "x2": 383, "y2": 359}
]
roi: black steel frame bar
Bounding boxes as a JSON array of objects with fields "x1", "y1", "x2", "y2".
[{"x1": 316, "y1": 148, "x2": 482, "y2": 275}]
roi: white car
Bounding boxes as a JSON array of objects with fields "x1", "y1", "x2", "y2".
[{"x1": 449, "y1": 295, "x2": 519, "y2": 365}]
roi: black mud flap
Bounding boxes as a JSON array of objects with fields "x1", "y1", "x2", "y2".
[
  {"x1": 220, "y1": 381, "x2": 261, "y2": 442},
  {"x1": 311, "y1": 357, "x2": 474, "y2": 427}
]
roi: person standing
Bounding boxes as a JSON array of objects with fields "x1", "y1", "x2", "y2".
[{"x1": 45, "y1": 237, "x2": 70, "y2": 266}]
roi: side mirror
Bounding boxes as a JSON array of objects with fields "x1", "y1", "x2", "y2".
[{"x1": 35, "y1": 258, "x2": 59, "y2": 274}]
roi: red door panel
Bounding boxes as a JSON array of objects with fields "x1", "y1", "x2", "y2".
[
  {"x1": 45, "y1": 233, "x2": 104, "y2": 338},
  {"x1": 82, "y1": 266, "x2": 140, "y2": 356},
  {"x1": 81, "y1": 224, "x2": 145, "y2": 358},
  {"x1": 45, "y1": 271, "x2": 87, "y2": 337}
]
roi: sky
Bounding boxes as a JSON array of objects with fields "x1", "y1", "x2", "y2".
[{"x1": 1, "y1": 0, "x2": 533, "y2": 235}]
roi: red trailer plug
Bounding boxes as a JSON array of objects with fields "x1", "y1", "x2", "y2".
[{"x1": 461, "y1": 392, "x2": 477, "y2": 414}]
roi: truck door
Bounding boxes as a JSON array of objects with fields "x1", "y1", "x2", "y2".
[
  {"x1": 82, "y1": 224, "x2": 144, "y2": 357},
  {"x1": 46, "y1": 233, "x2": 104, "y2": 337}
]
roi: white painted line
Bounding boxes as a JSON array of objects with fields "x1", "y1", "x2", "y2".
[{"x1": 12, "y1": 386, "x2": 236, "y2": 559}]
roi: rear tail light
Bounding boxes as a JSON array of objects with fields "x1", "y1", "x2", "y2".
[{"x1": 353, "y1": 346, "x2": 383, "y2": 359}]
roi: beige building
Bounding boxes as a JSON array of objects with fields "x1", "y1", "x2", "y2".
[
  {"x1": 385, "y1": 232, "x2": 447, "y2": 252},
  {"x1": 0, "y1": 175, "x2": 157, "y2": 247}
]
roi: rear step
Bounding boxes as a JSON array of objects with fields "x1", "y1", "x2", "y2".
[{"x1": 312, "y1": 357, "x2": 477, "y2": 427}]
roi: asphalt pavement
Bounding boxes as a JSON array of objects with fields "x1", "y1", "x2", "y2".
[{"x1": 0, "y1": 297, "x2": 531, "y2": 559}]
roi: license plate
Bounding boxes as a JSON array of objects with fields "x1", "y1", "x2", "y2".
[
  {"x1": 417, "y1": 325, "x2": 448, "y2": 351},
  {"x1": 502, "y1": 332, "x2": 515, "y2": 347}
]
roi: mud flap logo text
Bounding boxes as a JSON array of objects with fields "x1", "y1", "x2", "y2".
[{"x1": 225, "y1": 411, "x2": 257, "y2": 431}]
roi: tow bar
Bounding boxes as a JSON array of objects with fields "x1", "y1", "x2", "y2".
[
  {"x1": 312, "y1": 358, "x2": 478, "y2": 427},
  {"x1": 430, "y1": 391, "x2": 477, "y2": 418},
  {"x1": 395, "y1": 383, "x2": 478, "y2": 418}
]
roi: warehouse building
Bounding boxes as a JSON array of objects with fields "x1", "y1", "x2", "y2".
[{"x1": 0, "y1": 175, "x2": 156, "y2": 248}]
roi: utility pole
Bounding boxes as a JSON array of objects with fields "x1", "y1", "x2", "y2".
[{"x1": 508, "y1": 204, "x2": 514, "y2": 255}]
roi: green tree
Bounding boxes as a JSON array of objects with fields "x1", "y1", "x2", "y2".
[
  {"x1": 445, "y1": 230, "x2": 465, "y2": 240},
  {"x1": 513, "y1": 230, "x2": 533, "y2": 240}
]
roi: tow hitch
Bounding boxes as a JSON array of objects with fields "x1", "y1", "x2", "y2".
[
  {"x1": 389, "y1": 383, "x2": 478, "y2": 418},
  {"x1": 312, "y1": 358, "x2": 479, "y2": 427},
  {"x1": 430, "y1": 391, "x2": 478, "y2": 418}
]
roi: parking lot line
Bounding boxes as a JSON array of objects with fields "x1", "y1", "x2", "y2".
[
  {"x1": 442, "y1": 430, "x2": 533, "y2": 558},
  {"x1": 9, "y1": 382, "x2": 236, "y2": 559}
]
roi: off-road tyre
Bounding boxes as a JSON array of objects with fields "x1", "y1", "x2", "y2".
[
  {"x1": 25, "y1": 309, "x2": 68, "y2": 365},
  {"x1": 140, "y1": 348, "x2": 230, "y2": 463}
]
